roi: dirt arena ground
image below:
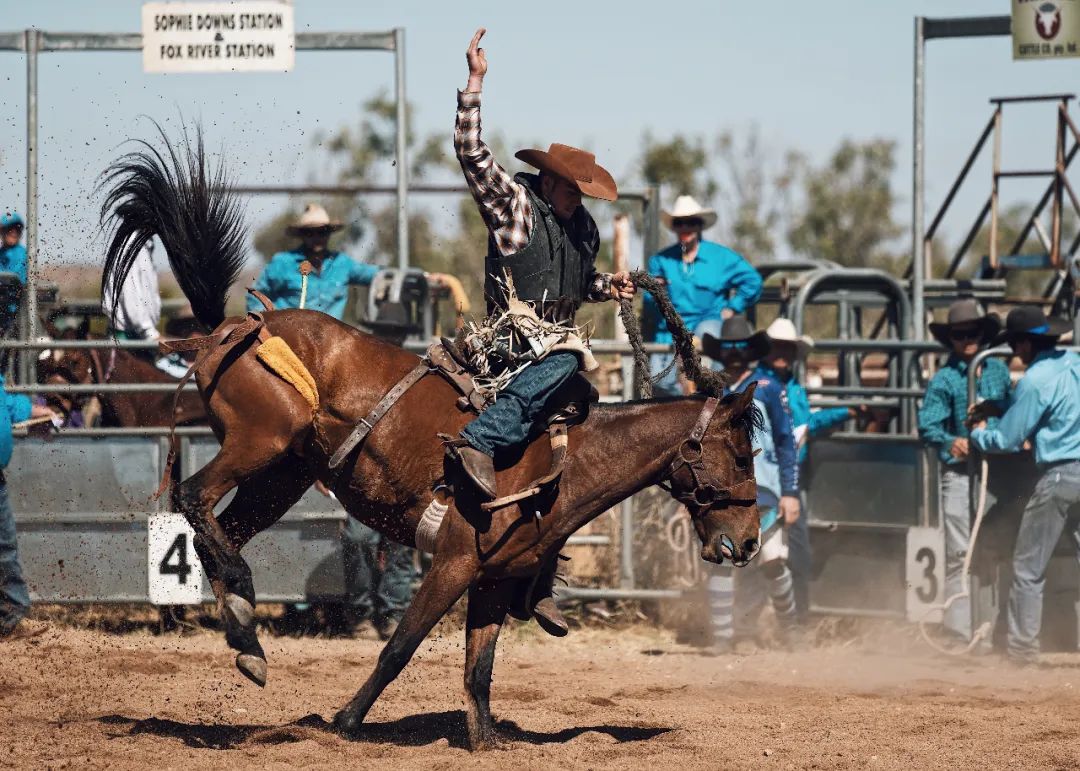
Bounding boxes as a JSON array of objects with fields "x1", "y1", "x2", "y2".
[{"x1": 4, "y1": 614, "x2": 1080, "y2": 770}]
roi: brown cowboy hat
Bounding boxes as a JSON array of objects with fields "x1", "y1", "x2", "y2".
[
  {"x1": 286, "y1": 203, "x2": 344, "y2": 235},
  {"x1": 514, "y1": 143, "x2": 618, "y2": 202},
  {"x1": 928, "y1": 299, "x2": 1001, "y2": 348}
]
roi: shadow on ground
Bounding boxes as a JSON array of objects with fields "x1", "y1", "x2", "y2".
[{"x1": 96, "y1": 711, "x2": 671, "y2": 750}]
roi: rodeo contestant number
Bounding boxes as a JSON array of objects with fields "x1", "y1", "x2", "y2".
[
  {"x1": 905, "y1": 526, "x2": 945, "y2": 623},
  {"x1": 148, "y1": 512, "x2": 205, "y2": 605}
]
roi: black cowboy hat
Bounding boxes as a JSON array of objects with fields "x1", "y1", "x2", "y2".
[
  {"x1": 928, "y1": 299, "x2": 1001, "y2": 348},
  {"x1": 990, "y1": 305, "x2": 1072, "y2": 347},
  {"x1": 701, "y1": 315, "x2": 771, "y2": 361}
]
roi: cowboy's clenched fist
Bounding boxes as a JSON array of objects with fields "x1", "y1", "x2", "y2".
[{"x1": 466, "y1": 28, "x2": 487, "y2": 91}]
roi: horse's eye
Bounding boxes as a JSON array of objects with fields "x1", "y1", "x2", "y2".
[{"x1": 735, "y1": 456, "x2": 750, "y2": 469}]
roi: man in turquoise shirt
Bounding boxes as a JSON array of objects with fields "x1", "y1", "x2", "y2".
[
  {"x1": 643, "y1": 196, "x2": 762, "y2": 396},
  {"x1": 247, "y1": 204, "x2": 378, "y2": 318},
  {"x1": 249, "y1": 204, "x2": 412, "y2": 640},
  {"x1": 970, "y1": 306, "x2": 1080, "y2": 664}
]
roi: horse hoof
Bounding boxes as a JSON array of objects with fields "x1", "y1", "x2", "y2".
[
  {"x1": 224, "y1": 593, "x2": 255, "y2": 628},
  {"x1": 236, "y1": 653, "x2": 267, "y2": 687},
  {"x1": 332, "y1": 709, "x2": 362, "y2": 737}
]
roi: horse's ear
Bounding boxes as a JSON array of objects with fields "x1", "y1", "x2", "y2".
[
  {"x1": 75, "y1": 316, "x2": 90, "y2": 339},
  {"x1": 728, "y1": 382, "x2": 757, "y2": 420}
]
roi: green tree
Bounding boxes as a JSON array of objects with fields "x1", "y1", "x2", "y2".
[
  {"x1": 788, "y1": 139, "x2": 902, "y2": 269},
  {"x1": 639, "y1": 133, "x2": 716, "y2": 202}
]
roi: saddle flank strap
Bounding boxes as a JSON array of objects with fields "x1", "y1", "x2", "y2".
[{"x1": 328, "y1": 359, "x2": 433, "y2": 470}]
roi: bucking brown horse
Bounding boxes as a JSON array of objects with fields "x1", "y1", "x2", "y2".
[{"x1": 99, "y1": 126, "x2": 763, "y2": 750}]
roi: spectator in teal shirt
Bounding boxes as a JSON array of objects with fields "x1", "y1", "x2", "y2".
[
  {"x1": 249, "y1": 204, "x2": 413, "y2": 639},
  {"x1": 0, "y1": 211, "x2": 28, "y2": 329},
  {"x1": 918, "y1": 300, "x2": 1011, "y2": 642},
  {"x1": 643, "y1": 196, "x2": 762, "y2": 396},
  {"x1": 247, "y1": 204, "x2": 378, "y2": 320}
]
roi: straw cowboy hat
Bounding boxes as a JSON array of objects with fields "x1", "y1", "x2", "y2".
[
  {"x1": 928, "y1": 299, "x2": 1001, "y2": 348},
  {"x1": 765, "y1": 318, "x2": 813, "y2": 360},
  {"x1": 661, "y1": 195, "x2": 718, "y2": 231},
  {"x1": 514, "y1": 143, "x2": 618, "y2": 202},
  {"x1": 701, "y1": 315, "x2": 771, "y2": 361},
  {"x1": 287, "y1": 203, "x2": 344, "y2": 235},
  {"x1": 990, "y1": 305, "x2": 1071, "y2": 347}
]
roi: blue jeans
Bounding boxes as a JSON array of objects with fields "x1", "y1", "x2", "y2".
[
  {"x1": 1008, "y1": 461, "x2": 1080, "y2": 661},
  {"x1": 341, "y1": 518, "x2": 415, "y2": 624},
  {"x1": 0, "y1": 483, "x2": 30, "y2": 625},
  {"x1": 787, "y1": 493, "x2": 812, "y2": 623},
  {"x1": 941, "y1": 468, "x2": 974, "y2": 639},
  {"x1": 650, "y1": 319, "x2": 724, "y2": 397},
  {"x1": 461, "y1": 352, "x2": 579, "y2": 457}
]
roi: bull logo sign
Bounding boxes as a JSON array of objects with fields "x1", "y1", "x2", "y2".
[
  {"x1": 1036, "y1": 2, "x2": 1062, "y2": 39},
  {"x1": 1013, "y1": 0, "x2": 1080, "y2": 59}
]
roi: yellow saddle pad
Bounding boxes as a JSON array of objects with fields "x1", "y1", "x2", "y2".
[{"x1": 256, "y1": 335, "x2": 319, "y2": 412}]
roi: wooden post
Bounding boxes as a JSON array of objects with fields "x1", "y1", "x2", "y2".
[
  {"x1": 1052, "y1": 100, "x2": 1066, "y2": 268},
  {"x1": 612, "y1": 214, "x2": 630, "y2": 343}
]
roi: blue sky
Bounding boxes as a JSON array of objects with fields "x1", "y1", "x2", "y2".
[{"x1": 0, "y1": 1, "x2": 1077, "y2": 272}]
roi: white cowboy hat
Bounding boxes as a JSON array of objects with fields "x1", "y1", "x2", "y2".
[
  {"x1": 661, "y1": 195, "x2": 718, "y2": 231},
  {"x1": 287, "y1": 203, "x2": 344, "y2": 235},
  {"x1": 765, "y1": 318, "x2": 813, "y2": 360}
]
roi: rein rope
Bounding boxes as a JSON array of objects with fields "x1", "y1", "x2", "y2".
[{"x1": 618, "y1": 270, "x2": 729, "y2": 399}]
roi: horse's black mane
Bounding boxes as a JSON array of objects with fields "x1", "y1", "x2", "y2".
[{"x1": 619, "y1": 271, "x2": 730, "y2": 399}]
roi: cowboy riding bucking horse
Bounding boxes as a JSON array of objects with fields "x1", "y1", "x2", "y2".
[{"x1": 451, "y1": 28, "x2": 637, "y2": 636}]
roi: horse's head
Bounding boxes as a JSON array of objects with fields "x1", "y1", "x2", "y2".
[{"x1": 665, "y1": 385, "x2": 762, "y2": 567}]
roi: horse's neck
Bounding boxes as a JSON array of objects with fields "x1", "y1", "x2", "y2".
[{"x1": 553, "y1": 398, "x2": 707, "y2": 537}]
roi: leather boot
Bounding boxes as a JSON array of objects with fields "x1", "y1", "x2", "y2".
[
  {"x1": 529, "y1": 557, "x2": 569, "y2": 637},
  {"x1": 457, "y1": 446, "x2": 497, "y2": 499}
]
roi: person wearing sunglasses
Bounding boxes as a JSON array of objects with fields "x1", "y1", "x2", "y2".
[
  {"x1": 918, "y1": 299, "x2": 1011, "y2": 642},
  {"x1": 643, "y1": 196, "x2": 762, "y2": 396},
  {"x1": 969, "y1": 306, "x2": 1080, "y2": 665}
]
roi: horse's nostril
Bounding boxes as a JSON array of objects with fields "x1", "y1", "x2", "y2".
[{"x1": 743, "y1": 538, "x2": 759, "y2": 556}]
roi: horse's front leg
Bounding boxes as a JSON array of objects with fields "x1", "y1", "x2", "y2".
[
  {"x1": 464, "y1": 580, "x2": 514, "y2": 750},
  {"x1": 332, "y1": 546, "x2": 475, "y2": 736}
]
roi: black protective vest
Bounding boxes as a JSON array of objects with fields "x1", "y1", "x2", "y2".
[{"x1": 484, "y1": 173, "x2": 598, "y2": 317}]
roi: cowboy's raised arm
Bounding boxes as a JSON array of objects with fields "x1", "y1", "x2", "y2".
[{"x1": 454, "y1": 29, "x2": 531, "y2": 251}]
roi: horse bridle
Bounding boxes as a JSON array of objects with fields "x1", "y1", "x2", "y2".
[{"x1": 660, "y1": 396, "x2": 757, "y2": 515}]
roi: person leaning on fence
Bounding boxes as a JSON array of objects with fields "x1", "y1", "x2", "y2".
[
  {"x1": 917, "y1": 300, "x2": 1011, "y2": 643},
  {"x1": 248, "y1": 203, "x2": 415, "y2": 641},
  {"x1": 758, "y1": 318, "x2": 865, "y2": 625},
  {"x1": 969, "y1": 306, "x2": 1080, "y2": 665},
  {"x1": 0, "y1": 375, "x2": 57, "y2": 640},
  {"x1": 701, "y1": 316, "x2": 800, "y2": 654},
  {"x1": 643, "y1": 196, "x2": 763, "y2": 396}
]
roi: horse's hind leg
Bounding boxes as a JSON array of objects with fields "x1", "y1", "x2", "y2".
[
  {"x1": 464, "y1": 580, "x2": 514, "y2": 750},
  {"x1": 172, "y1": 444, "x2": 301, "y2": 686},
  {"x1": 332, "y1": 548, "x2": 475, "y2": 736},
  {"x1": 213, "y1": 455, "x2": 314, "y2": 686}
]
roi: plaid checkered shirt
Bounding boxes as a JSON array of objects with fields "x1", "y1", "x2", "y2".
[
  {"x1": 454, "y1": 90, "x2": 611, "y2": 302},
  {"x1": 918, "y1": 354, "x2": 1012, "y2": 467}
]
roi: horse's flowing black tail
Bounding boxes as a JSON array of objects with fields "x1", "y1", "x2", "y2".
[{"x1": 99, "y1": 121, "x2": 247, "y2": 330}]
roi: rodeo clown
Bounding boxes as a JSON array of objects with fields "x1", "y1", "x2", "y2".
[
  {"x1": 452, "y1": 28, "x2": 635, "y2": 636},
  {"x1": 701, "y1": 316, "x2": 800, "y2": 653}
]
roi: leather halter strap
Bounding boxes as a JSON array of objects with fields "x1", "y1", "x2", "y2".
[
  {"x1": 664, "y1": 396, "x2": 756, "y2": 514},
  {"x1": 328, "y1": 359, "x2": 433, "y2": 470}
]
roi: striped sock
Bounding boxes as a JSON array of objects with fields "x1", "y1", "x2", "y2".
[
  {"x1": 708, "y1": 568, "x2": 735, "y2": 642},
  {"x1": 768, "y1": 563, "x2": 797, "y2": 630}
]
